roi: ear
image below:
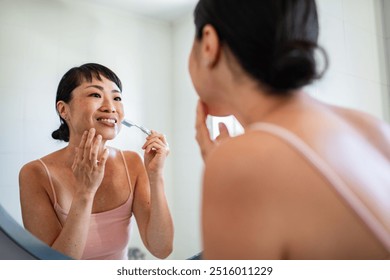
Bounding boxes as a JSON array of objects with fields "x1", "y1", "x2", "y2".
[
  {"x1": 200, "y1": 24, "x2": 221, "y2": 68},
  {"x1": 57, "y1": 101, "x2": 69, "y2": 120}
]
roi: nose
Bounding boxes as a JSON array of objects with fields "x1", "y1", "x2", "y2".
[{"x1": 100, "y1": 97, "x2": 116, "y2": 113}]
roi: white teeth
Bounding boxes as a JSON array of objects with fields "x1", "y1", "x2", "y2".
[{"x1": 98, "y1": 118, "x2": 116, "y2": 124}]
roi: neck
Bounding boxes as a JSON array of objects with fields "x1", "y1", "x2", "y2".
[{"x1": 223, "y1": 80, "x2": 308, "y2": 128}]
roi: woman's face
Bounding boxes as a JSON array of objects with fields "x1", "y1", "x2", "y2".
[
  {"x1": 189, "y1": 37, "x2": 231, "y2": 117},
  {"x1": 189, "y1": 38, "x2": 215, "y2": 106},
  {"x1": 65, "y1": 76, "x2": 124, "y2": 141},
  {"x1": 189, "y1": 39, "x2": 202, "y2": 99}
]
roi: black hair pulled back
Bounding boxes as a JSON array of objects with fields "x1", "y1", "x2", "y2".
[{"x1": 194, "y1": 0, "x2": 328, "y2": 93}]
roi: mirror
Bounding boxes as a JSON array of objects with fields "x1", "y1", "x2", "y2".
[
  {"x1": 0, "y1": 0, "x2": 201, "y2": 260},
  {"x1": 0, "y1": 0, "x2": 389, "y2": 260},
  {"x1": 0, "y1": 204, "x2": 70, "y2": 259}
]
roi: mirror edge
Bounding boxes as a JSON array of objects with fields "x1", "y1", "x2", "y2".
[{"x1": 0, "y1": 204, "x2": 72, "y2": 260}]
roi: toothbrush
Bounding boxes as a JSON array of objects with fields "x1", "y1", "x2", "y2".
[{"x1": 122, "y1": 119, "x2": 151, "y2": 136}]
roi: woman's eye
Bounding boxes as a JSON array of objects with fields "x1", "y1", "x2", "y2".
[
  {"x1": 114, "y1": 96, "x2": 122, "y2": 101},
  {"x1": 90, "y1": 93, "x2": 101, "y2": 98}
]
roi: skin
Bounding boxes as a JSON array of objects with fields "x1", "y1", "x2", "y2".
[
  {"x1": 189, "y1": 25, "x2": 390, "y2": 259},
  {"x1": 19, "y1": 76, "x2": 173, "y2": 259}
]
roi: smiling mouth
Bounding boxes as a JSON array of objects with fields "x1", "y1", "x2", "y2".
[{"x1": 97, "y1": 118, "x2": 117, "y2": 124}]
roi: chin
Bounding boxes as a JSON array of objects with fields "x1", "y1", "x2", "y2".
[
  {"x1": 104, "y1": 135, "x2": 116, "y2": 141},
  {"x1": 106, "y1": 131, "x2": 118, "y2": 140},
  {"x1": 96, "y1": 128, "x2": 118, "y2": 141},
  {"x1": 203, "y1": 101, "x2": 232, "y2": 117},
  {"x1": 209, "y1": 111, "x2": 232, "y2": 117}
]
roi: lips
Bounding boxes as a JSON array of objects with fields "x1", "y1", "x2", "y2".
[{"x1": 96, "y1": 117, "x2": 117, "y2": 126}]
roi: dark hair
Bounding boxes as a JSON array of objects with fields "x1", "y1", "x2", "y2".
[
  {"x1": 194, "y1": 0, "x2": 328, "y2": 93},
  {"x1": 52, "y1": 63, "x2": 122, "y2": 142}
]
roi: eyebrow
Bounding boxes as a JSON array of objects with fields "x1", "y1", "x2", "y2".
[{"x1": 85, "y1": 85, "x2": 121, "y2": 93}]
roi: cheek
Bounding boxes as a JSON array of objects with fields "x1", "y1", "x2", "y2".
[
  {"x1": 117, "y1": 103, "x2": 124, "y2": 116},
  {"x1": 188, "y1": 48, "x2": 202, "y2": 95},
  {"x1": 188, "y1": 50, "x2": 196, "y2": 80}
]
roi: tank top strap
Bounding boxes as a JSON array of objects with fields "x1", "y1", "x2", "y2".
[
  {"x1": 248, "y1": 122, "x2": 390, "y2": 252},
  {"x1": 119, "y1": 150, "x2": 133, "y2": 195},
  {"x1": 37, "y1": 159, "x2": 58, "y2": 206}
]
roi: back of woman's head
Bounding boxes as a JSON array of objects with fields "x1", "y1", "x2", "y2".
[
  {"x1": 194, "y1": 0, "x2": 327, "y2": 93},
  {"x1": 52, "y1": 63, "x2": 122, "y2": 142}
]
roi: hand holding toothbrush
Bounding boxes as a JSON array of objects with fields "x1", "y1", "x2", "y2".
[
  {"x1": 142, "y1": 131, "x2": 170, "y2": 176},
  {"x1": 121, "y1": 118, "x2": 169, "y2": 175}
]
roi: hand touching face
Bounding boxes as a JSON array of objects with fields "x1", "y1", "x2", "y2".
[
  {"x1": 72, "y1": 128, "x2": 110, "y2": 194},
  {"x1": 195, "y1": 100, "x2": 231, "y2": 162}
]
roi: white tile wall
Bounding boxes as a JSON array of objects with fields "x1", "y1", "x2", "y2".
[
  {"x1": 344, "y1": 23, "x2": 382, "y2": 83},
  {"x1": 384, "y1": 5, "x2": 390, "y2": 121},
  {"x1": 342, "y1": 0, "x2": 377, "y2": 34},
  {"x1": 316, "y1": 0, "x2": 344, "y2": 19},
  {"x1": 318, "y1": 15, "x2": 347, "y2": 75},
  {"x1": 314, "y1": 0, "x2": 389, "y2": 119},
  {"x1": 171, "y1": 12, "x2": 204, "y2": 259},
  {"x1": 383, "y1": 0, "x2": 390, "y2": 38}
]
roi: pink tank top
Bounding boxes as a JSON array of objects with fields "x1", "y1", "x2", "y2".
[
  {"x1": 39, "y1": 150, "x2": 134, "y2": 260},
  {"x1": 249, "y1": 122, "x2": 390, "y2": 253}
]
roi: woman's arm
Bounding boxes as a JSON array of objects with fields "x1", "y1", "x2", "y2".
[
  {"x1": 129, "y1": 132, "x2": 174, "y2": 259},
  {"x1": 19, "y1": 129, "x2": 109, "y2": 259}
]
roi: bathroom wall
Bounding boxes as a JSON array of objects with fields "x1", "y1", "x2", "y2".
[
  {"x1": 312, "y1": 0, "x2": 389, "y2": 121},
  {"x1": 383, "y1": 0, "x2": 390, "y2": 121},
  {"x1": 0, "y1": 0, "x2": 388, "y2": 261},
  {"x1": 171, "y1": 13, "x2": 203, "y2": 260}
]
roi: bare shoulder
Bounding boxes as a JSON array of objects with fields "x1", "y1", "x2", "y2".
[
  {"x1": 19, "y1": 159, "x2": 53, "y2": 213},
  {"x1": 120, "y1": 150, "x2": 146, "y2": 178},
  {"x1": 202, "y1": 131, "x2": 305, "y2": 259},
  {"x1": 203, "y1": 129, "x2": 309, "y2": 205},
  {"x1": 203, "y1": 131, "x2": 286, "y2": 213},
  {"x1": 331, "y1": 105, "x2": 390, "y2": 135},
  {"x1": 205, "y1": 131, "x2": 292, "y2": 181},
  {"x1": 121, "y1": 150, "x2": 143, "y2": 166},
  {"x1": 330, "y1": 105, "x2": 390, "y2": 156},
  {"x1": 19, "y1": 159, "x2": 47, "y2": 187},
  {"x1": 19, "y1": 149, "x2": 69, "y2": 204}
]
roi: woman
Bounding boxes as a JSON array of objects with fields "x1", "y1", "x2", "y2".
[
  {"x1": 19, "y1": 63, "x2": 173, "y2": 260},
  {"x1": 189, "y1": 0, "x2": 390, "y2": 259}
]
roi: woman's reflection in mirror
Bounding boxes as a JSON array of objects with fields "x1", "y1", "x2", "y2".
[{"x1": 19, "y1": 63, "x2": 174, "y2": 260}]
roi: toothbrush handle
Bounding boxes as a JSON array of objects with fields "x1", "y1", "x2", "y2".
[{"x1": 138, "y1": 125, "x2": 151, "y2": 136}]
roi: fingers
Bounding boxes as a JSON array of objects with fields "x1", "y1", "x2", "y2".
[
  {"x1": 195, "y1": 100, "x2": 212, "y2": 144},
  {"x1": 195, "y1": 100, "x2": 214, "y2": 160},
  {"x1": 76, "y1": 131, "x2": 88, "y2": 161},
  {"x1": 90, "y1": 134, "x2": 102, "y2": 165},
  {"x1": 142, "y1": 131, "x2": 170, "y2": 154},
  {"x1": 215, "y1": 122, "x2": 230, "y2": 142},
  {"x1": 98, "y1": 147, "x2": 110, "y2": 169},
  {"x1": 142, "y1": 131, "x2": 167, "y2": 148},
  {"x1": 72, "y1": 131, "x2": 88, "y2": 171},
  {"x1": 73, "y1": 128, "x2": 107, "y2": 168},
  {"x1": 82, "y1": 128, "x2": 96, "y2": 163},
  {"x1": 145, "y1": 141, "x2": 166, "y2": 154},
  {"x1": 196, "y1": 100, "x2": 208, "y2": 123}
]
